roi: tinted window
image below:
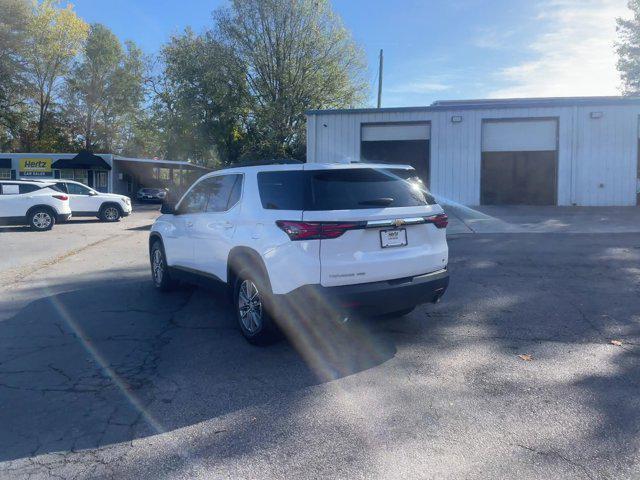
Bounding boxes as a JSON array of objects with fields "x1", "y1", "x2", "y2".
[
  {"x1": 226, "y1": 175, "x2": 242, "y2": 209},
  {"x1": 19, "y1": 184, "x2": 41, "y2": 194},
  {"x1": 203, "y1": 174, "x2": 242, "y2": 212},
  {"x1": 66, "y1": 183, "x2": 91, "y2": 195},
  {"x1": 309, "y1": 169, "x2": 430, "y2": 210},
  {"x1": 55, "y1": 182, "x2": 68, "y2": 193},
  {"x1": 178, "y1": 183, "x2": 208, "y2": 214},
  {"x1": 257, "y1": 168, "x2": 433, "y2": 211},
  {"x1": 384, "y1": 170, "x2": 436, "y2": 204},
  {"x1": 257, "y1": 171, "x2": 306, "y2": 210}
]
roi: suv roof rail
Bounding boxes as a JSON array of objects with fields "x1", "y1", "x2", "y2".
[{"x1": 216, "y1": 158, "x2": 304, "y2": 170}]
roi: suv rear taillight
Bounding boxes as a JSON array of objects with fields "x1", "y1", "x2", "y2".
[
  {"x1": 425, "y1": 213, "x2": 448, "y2": 229},
  {"x1": 276, "y1": 221, "x2": 364, "y2": 240},
  {"x1": 52, "y1": 194, "x2": 68, "y2": 201}
]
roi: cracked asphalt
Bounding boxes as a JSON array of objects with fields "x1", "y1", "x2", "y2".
[{"x1": 1, "y1": 207, "x2": 639, "y2": 479}]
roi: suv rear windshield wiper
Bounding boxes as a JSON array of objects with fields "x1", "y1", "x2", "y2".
[{"x1": 358, "y1": 198, "x2": 394, "y2": 207}]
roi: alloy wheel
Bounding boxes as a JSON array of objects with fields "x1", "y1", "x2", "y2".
[
  {"x1": 152, "y1": 248, "x2": 164, "y2": 285},
  {"x1": 105, "y1": 207, "x2": 119, "y2": 221},
  {"x1": 33, "y1": 212, "x2": 52, "y2": 229},
  {"x1": 238, "y1": 279, "x2": 263, "y2": 334}
]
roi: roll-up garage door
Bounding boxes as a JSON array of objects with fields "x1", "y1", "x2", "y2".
[
  {"x1": 481, "y1": 119, "x2": 558, "y2": 205},
  {"x1": 360, "y1": 122, "x2": 431, "y2": 184}
]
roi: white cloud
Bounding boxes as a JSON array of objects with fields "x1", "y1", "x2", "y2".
[
  {"x1": 489, "y1": 0, "x2": 629, "y2": 98},
  {"x1": 387, "y1": 80, "x2": 451, "y2": 94}
]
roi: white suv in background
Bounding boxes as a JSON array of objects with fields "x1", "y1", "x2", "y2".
[
  {"x1": 149, "y1": 162, "x2": 449, "y2": 345},
  {"x1": 46, "y1": 180, "x2": 132, "y2": 222},
  {"x1": 0, "y1": 180, "x2": 72, "y2": 231}
]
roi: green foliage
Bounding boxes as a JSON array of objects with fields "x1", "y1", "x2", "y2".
[
  {"x1": 0, "y1": 0, "x2": 368, "y2": 165},
  {"x1": 150, "y1": 29, "x2": 248, "y2": 166},
  {"x1": 64, "y1": 24, "x2": 147, "y2": 151},
  {"x1": 0, "y1": 0, "x2": 30, "y2": 146},
  {"x1": 617, "y1": 1, "x2": 640, "y2": 94},
  {"x1": 215, "y1": 0, "x2": 368, "y2": 159},
  {"x1": 24, "y1": 0, "x2": 89, "y2": 142}
]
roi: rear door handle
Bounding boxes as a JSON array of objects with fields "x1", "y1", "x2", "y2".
[
  {"x1": 186, "y1": 221, "x2": 194, "y2": 228},
  {"x1": 223, "y1": 222, "x2": 234, "y2": 229}
]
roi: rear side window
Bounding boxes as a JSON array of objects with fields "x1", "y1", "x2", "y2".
[
  {"x1": 19, "y1": 184, "x2": 42, "y2": 194},
  {"x1": 257, "y1": 171, "x2": 305, "y2": 210},
  {"x1": 257, "y1": 168, "x2": 434, "y2": 211}
]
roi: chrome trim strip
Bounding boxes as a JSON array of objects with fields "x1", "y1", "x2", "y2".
[{"x1": 366, "y1": 217, "x2": 426, "y2": 228}]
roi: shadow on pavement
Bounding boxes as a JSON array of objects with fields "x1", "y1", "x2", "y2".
[
  {"x1": 1, "y1": 233, "x2": 640, "y2": 477},
  {"x1": 0, "y1": 275, "x2": 398, "y2": 462},
  {"x1": 127, "y1": 224, "x2": 152, "y2": 231}
]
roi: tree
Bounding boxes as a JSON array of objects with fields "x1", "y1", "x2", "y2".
[
  {"x1": 0, "y1": 0, "x2": 30, "y2": 148},
  {"x1": 214, "y1": 0, "x2": 367, "y2": 159},
  {"x1": 65, "y1": 26, "x2": 146, "y2": 152},
  {"x1": 151, "y1": 29, "x2": 247, "y2": 166},
  {"x1": 23, "y1": 0, "x2": 88, "y2": 142},
  {"x1": 617, "y1": 1, "x2": 640, "y2": 94},
  {"x1": 64, "y1": 23, "x2": 121, "y2": 150}
]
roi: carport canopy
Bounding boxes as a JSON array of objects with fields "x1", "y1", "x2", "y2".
[
  {"x1": 113, "y1": 155, "x2": 211, "y2": 195},
  {"x1": 112, "y1": 156, "x2": 210, "y2": 172},
  {"x1": 52, "y1": 150, "x2": 112, "y2": 170}
]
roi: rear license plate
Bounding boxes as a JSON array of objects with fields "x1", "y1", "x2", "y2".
[{"x1": 380, "y1": 228, "x2": 407, "y2": 248}]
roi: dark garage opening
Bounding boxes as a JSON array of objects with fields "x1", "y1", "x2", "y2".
[
  {"x1": 481, "y1": 151, "x2": 557, "y2": 205},
  {"x1": 481, "y1": 119, "x2": 558, "y2": 206},
  {"x1": 360, "y1": 122, "x2": 430, "y2": 185}
]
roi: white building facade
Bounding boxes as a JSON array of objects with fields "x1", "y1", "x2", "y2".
[
  {"x1": 0, "y1": 152, "x2": 209, "y2": 196},
  {"x1": 306, "y1": 97, "x2": 640, "y2": 206}
]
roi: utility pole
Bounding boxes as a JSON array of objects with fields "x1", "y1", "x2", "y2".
[{"x1": 377, "y1": 49, "x2": 384, "y2": 108}]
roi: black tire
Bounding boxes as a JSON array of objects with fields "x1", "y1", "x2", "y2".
[
  {"x1": 150, "y1": 240, "x2": 176, "y2": 291},
  {"x1": 28, "y1": 208, "x2": 55, "y2": 231},
  {"x1": 233, "y1": 270, "x2": 279, "y2": 345},
  {"x1": 100, "y1": 204, "x2": 121, "y2": 222}
]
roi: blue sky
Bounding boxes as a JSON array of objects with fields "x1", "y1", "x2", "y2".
[{"x1": 71, "y1": 0, "x2": 629, "y2": 107}]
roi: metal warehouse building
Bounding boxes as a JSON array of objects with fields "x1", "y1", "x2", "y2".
[{"x1": 306, "y1": 96, "x2": 640, "y2": 206}]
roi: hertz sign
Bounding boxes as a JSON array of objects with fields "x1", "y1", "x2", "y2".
[{"x1": 19, "y1": 158, "x2": 52, "y2": 177}]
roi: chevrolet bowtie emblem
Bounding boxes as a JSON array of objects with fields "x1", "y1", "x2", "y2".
[{"x1": 393, "y1": 219, "x2": 405, "y2": 228}]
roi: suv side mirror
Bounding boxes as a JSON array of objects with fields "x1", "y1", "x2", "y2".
[
  {"x1": 161, "y1": 201, "x2": 177, "y2": 215},
  {"x1": 89, "y1": 191, "x2": 98, "y2": 196}
]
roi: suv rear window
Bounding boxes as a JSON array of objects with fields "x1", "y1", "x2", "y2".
[{"x1": 257, "y1": 168, "x2": 435, "y2": 211}]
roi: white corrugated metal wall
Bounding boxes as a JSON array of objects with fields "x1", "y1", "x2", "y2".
[{"x1": 306, "y1": 102, "x2": 640, "y2": 206}]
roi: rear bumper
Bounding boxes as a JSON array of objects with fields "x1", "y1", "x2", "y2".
[{"x1": 273, "y1": 269, "x2": 449, "y2": 316}]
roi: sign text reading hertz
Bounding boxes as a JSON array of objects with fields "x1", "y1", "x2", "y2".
[{"x1": 19, "y1": 158, "x2": 52, "y2": 177}]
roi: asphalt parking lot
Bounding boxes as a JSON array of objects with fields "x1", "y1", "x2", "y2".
[{"x1": 1, "y1": 207, "x2": 639, "y2": 479}]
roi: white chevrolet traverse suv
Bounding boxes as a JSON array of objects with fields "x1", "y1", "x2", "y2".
[
  {"x1": 0, "y1": 180, "x2": 72, "y2": 231},
  {"x1": 26, "y1": 179, "x2": 132, "y2": 221},
  {"x1": 149, "y1": 162, "x2": 449, "y2": 344}
]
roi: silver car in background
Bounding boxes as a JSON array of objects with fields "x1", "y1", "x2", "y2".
[{"x1": 136, "y1": 187, "x2": 167, "y2": 203}]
